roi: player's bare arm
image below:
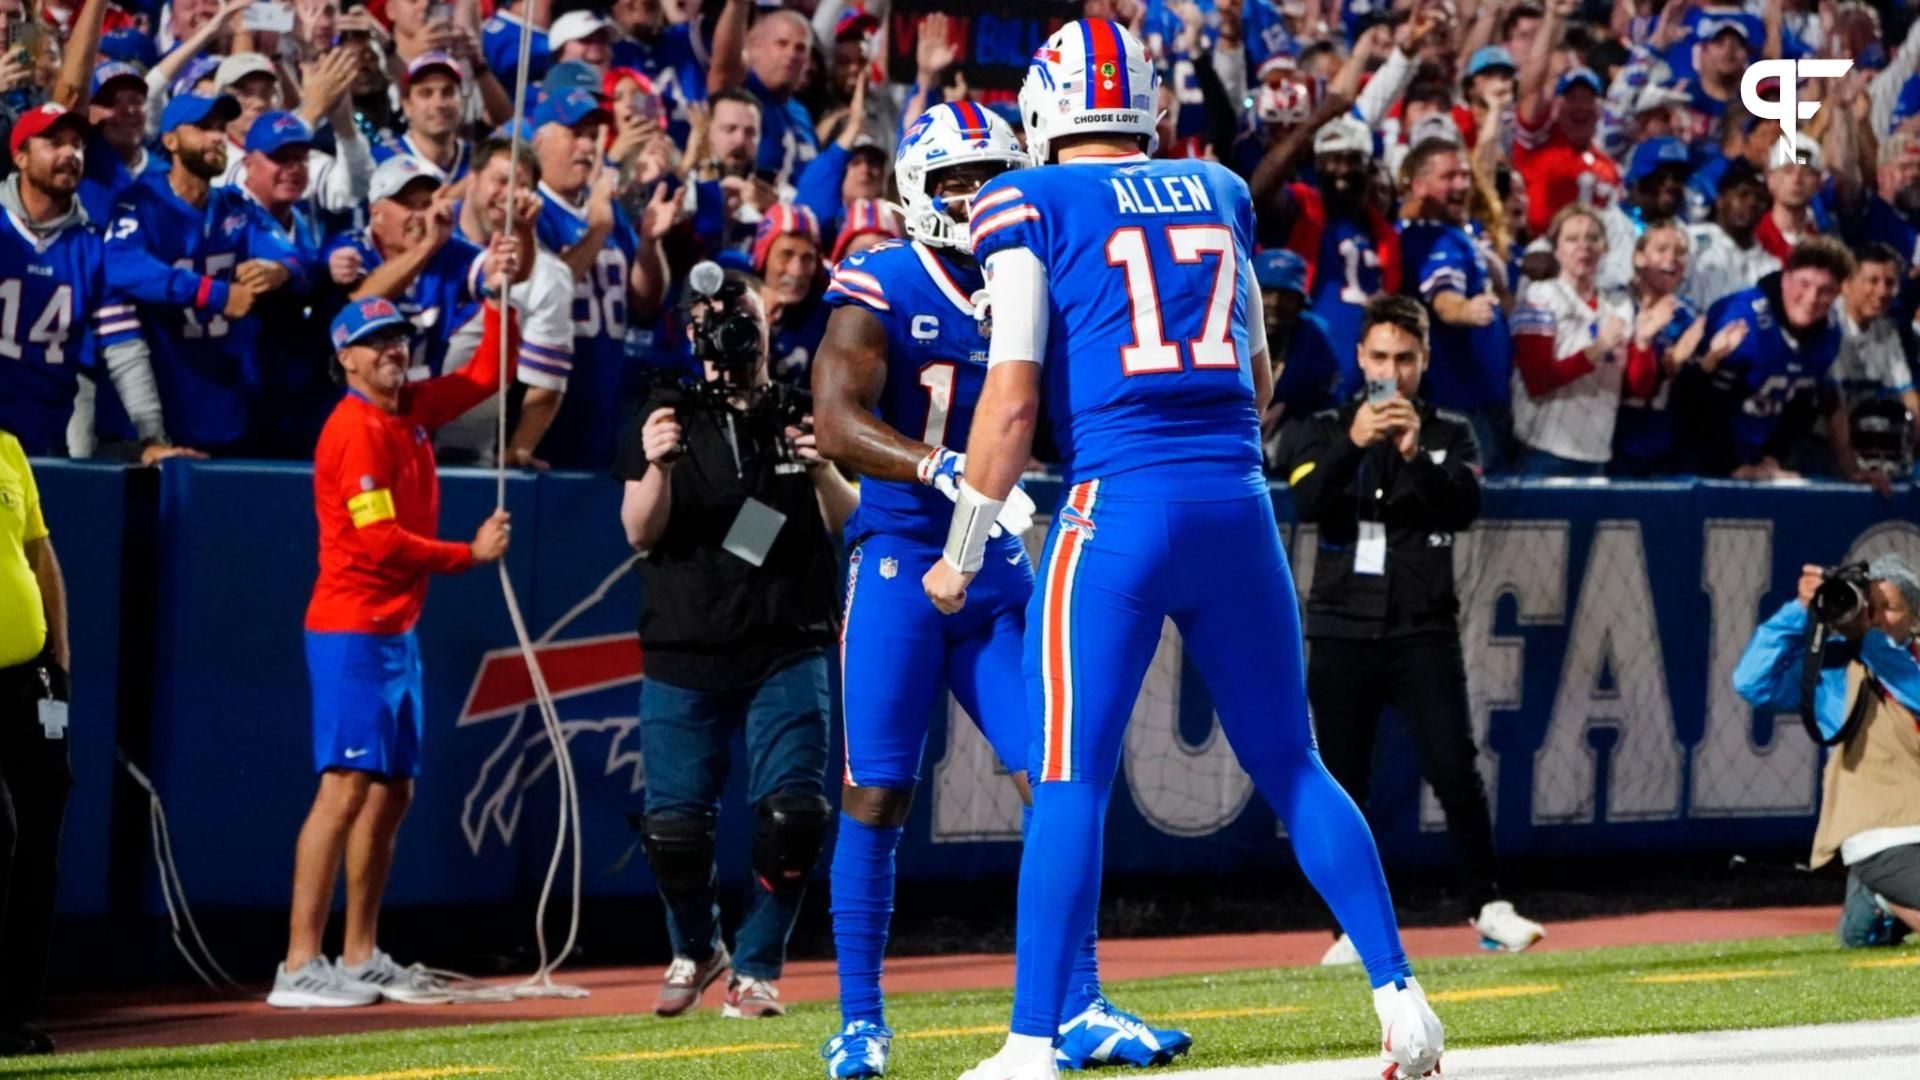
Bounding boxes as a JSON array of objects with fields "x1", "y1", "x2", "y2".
[
  {"x1": 923, "y1": 362, "x2": 1038, "y2": 615},
  {"x1": 812, "y1": 305, "x2": 934, "y2": 481}
]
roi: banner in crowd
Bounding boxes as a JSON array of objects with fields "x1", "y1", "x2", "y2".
[
  {"x1": 37, "y1": 463, "x2": 1916, "y2": 917},
  {"x1": 885, "y1": 0, "x2": 1080, "y2": 94}
]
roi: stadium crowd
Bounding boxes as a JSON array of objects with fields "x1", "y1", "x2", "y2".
[{"x1": 0, "y1": 0, "x2": 1915, "y2": 483}]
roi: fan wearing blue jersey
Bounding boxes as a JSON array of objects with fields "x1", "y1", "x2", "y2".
[
  {"x1": 812, "y1": 103, "x2": 1187, "y2": 1080},
  {"x1": 370, "y1": 53, "x2": 473, "y2": 187},
  {"x1": 97, "y1": 94, "x2": 309, "y2": 456},
  {"x1": 530, "y1": 89, "x2": 665, "y2": 469},
  {"x1": 1398, "y1": 138, "x2": 1513, "y2": 471},
  {"x1": 327, "y1": 156, "x2": 491, "y2": 384},
  {"x1": 1694, "y1": 238, "x2": 1853, "y2": 480},
  {"x1": 921, "y1": 22, "x2": 1443, "y2": 1080},
  {"x1": 0, "y1": 104, "x2": 172, "y2": 460}
]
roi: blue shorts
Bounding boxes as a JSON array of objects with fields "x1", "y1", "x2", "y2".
[
  {"x1": 305, "y1": 630, "x2": 425, "y2": 779},
  {"x1": 840, "y1": 531, "x2": 1034, "y2": 787}
]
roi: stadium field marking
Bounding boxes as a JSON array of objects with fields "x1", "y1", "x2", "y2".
[
  {"x1": 900, "y1": 1024, "x2": 1007, "y2": 1039},
  {"x1": 1425, "y1": 982, "x2": 1561, "y2": 1003},
  {"x1": 1632, "y1": 968, "x2": 1787, "y2": 984},
  {"x1": 301, "y1": 1060, "x2": 506, "y2": 1068},
  {"x1": 583, "y1": 1042, "x2": 805, "y2": 1062},
  {"x1": 1156, "y1": 1005, "x2": 1305, "y2": 1021},
  {"x1": 1848, "y1": 954, "x2": 1920, "y2": 969}
]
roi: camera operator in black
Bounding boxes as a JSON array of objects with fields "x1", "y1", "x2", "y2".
[
  {"x1": 614, "y1": 264, "x2": 858, "y2": 1019},
  {"x1": 1736, "y1": 558, "x2": 1920, "y2": 947},
  {"x1": 1284, "y1": 296, "x2": 1546, "y2": 959}
]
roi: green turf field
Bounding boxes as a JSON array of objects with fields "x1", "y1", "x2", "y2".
[{"x1": 6, "y1": 934, "x2": 1917, "y2": 1079}]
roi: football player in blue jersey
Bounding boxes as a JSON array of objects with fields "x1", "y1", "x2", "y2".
[
  {"x1": 1695, "y1": 238, "x2": 1853, "y2": 480},
  {"x1": 0, "y1": 104, "x2": 173, "y2": 460},
  {"x1": 811, "y1": 103, "x2": 1189, "y2": 1079},
  {"x1": 920, "y1": 22, "x2": 1443, "y2": 1080}
]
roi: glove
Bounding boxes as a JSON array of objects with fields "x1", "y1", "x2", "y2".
[
  {"x1": 917, "y1": 446, "x2": 966, "y2": 499},
  {"x1": 918, "y1": 447, "x2": 1037, "y2": 539}
]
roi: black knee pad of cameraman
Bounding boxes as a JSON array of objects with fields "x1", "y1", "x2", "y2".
[
  {"x1": 751, "y1": 791, "x2": 832, "y2": 898},
  {"x1": 641, "y1": 811, "x2": 717, "y2": 895}
]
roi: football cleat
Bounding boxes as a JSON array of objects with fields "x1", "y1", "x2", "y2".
[
  {"x1": 958, "y1": 1045, "x2": 1060, "y2": 1080},
  {"x1": 822, "y1": 1019, "x2": 892, "y2": 1077},
  {"x1": 1321, "y1": 932, "x2": 1362, "y2": 966},
  {"x1": 1374, "y1": 977, "x2": 1444, "y2": 1079},
  {"x1": 1473, "y1": 900, "x2": 1546, "y2": 953},
  {"x1": 1055, "y1": 996, "x2": 1193, "y2": 1069}
]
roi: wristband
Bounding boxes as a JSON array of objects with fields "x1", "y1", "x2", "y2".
[{"x1": 942, "y1": 480, "x2": 1002, "y2": 574}]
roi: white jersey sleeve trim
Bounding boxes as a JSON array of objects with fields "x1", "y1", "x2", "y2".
[{"x1": 985, "y1": 248, "x2": 1049, "y2": 369}]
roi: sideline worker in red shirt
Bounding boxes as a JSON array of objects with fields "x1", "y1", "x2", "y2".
[{"x1": 269, "y1": 292, "x2": 516, "y2": 1009}]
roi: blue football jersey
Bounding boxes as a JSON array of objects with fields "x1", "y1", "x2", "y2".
[
  {"x1": 1400, "y1": 218, "x2": 1512, "y2": 410},
  {"x1": 483, "y1": 12, "x2": 549, "y2": 90},
  {"x1": 98, "y1": 176, "x2": 311, "y2": 448},
  {"x1": 78, "y1": 133, "x2": 165, "y2": 225},
  {"x1": 826, "y1": 239, "x2": 992, "y2": 544},
  {"x1": 1703, "y1": 285, "x2": 1842, "y2": 465},
  {"x1": 1273, "y1": 310, "x2": 1341, "y2": 417},
  {"x1": 536, "y1": 186, "x2": 639, "y2": 469},
  {"x1": 321, "y1": 228, "x2": 485, "y2": 381},
  {"x1": 612, "y1": 22, "x2": 707, "y2": 144},
  {"x1": 969, "y1": 158, "x2": 1264, "y2": 497},
  {"x1": 369, "y1": 136, "x2": 471, "y2": 185},
  {"x1": 1310, "y1": 214, "x2": 1387, "y2": 392},
  {"x1": 0, "y1": 208, "x2": 112, "y2": 455}
]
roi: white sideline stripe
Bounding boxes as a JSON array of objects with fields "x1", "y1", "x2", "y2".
[{"x1": 1174, "y1": 1017, "x2": 1920, "y2": 1079}]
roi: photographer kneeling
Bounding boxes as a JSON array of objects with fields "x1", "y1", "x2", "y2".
[
  {"x1": 1735, "y1": 558, "x2": 1920, "y2": 947},
  {"x1": 615, "y1": 264, "x2": 858, "y2": 1018}
]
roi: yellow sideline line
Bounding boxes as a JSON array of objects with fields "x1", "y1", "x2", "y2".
[
  {"x1": 301, "y1": 1060, "x2": 506, "y2": 1068},
  {"x1": 1633, "y1": 969, "x2": 1787, "y2": 985},
  {"x1": 584, "y1": 1042, "x2": 805, "y2": 1063},
  {"x1": 1156, "y1": 1004, "x2": 1305, "y2": 1021},
  {"x1": 1427, "y1": 983, "x2": 1562, "y2": 1003},
  {"x1": 900, "y1": 1025, "x2": 1007, "y2": 1039},
  {"x1": 1850, "y1": 954, "x2": 1920, "y2": 969}
]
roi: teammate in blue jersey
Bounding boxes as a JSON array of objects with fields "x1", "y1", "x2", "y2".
[
  {"x1": 1397, "y1": 138, "x2": 1513, "y2": 469},
  {"x1": 1694, "y1": 240, "x2": 1853, "y2": 479},
  {"x1": 531, "y1": 90, "x2": 648, "y2": 469},
  {"x1": 0, "y1": 104, "x2": 170, "y2": 458},
  {"x1": 812, "y1": 103, "x2": 1188, "y2": 1080},
  {"x1": 325, "y1": 156, "x2": 488, "y2": 383},
  {"x1": 98, "y1": 94, "x2": 310, "y2": 455},
  {"x1": 922, "y1": 23, "x2": 1443, "y2": 1080}
]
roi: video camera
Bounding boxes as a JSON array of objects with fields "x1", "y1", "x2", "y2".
[{"x1": 656, "y1": 262, "x2": 812, "y2": 462}]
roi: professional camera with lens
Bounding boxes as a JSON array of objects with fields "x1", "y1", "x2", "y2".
[
  {"x1": 1812, "y1": 563, "x2": 1874, "y2": 630},
  {"x1": 657, "y1": 262, "x2": 813, "y2": 460}
]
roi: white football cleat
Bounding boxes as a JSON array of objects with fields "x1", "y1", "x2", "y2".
[
  {"x1": 1473, "y1": 900, "x2": 1546, "y2": 952},
  {"x1": 957, "y1": 1043, "x2": 1060, "y2": 1080},
  {"x1": 1320, "y1": 932, "x2": 1361, "y2": 966},
  {"x1": 1373, "y1": 977, "x2": 1444, "y2": 1079}
]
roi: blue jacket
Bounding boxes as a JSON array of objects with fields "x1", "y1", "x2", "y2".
[{"x1": 1733, "y1": 600, "x2": 1920, "y2": 742}]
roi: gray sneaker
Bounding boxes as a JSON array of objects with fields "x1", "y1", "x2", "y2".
[
  {"x1": 654, "y1": 943, "x2": 732, "y2": 1017},
  {"x1": 340, "y1": 949, "x2": 455, "y2": 1004},
  {"x1": 266, "y1": 957, "x2": 379, "y2": 1008}
]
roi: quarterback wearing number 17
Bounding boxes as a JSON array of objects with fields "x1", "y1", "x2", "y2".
[{"x1": 922, "y1": 19, "x2": 1446, "y2": 1080}]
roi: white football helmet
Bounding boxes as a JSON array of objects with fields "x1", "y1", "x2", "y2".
[
  {"x1": 894, "y1": 101, "x2": 1027, "y2": 250},
  {"x1": 1017, "y1": 18, "x2": 1160, "y2": 165}
]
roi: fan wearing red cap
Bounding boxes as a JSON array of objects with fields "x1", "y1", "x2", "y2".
[
  {"x1": 753, "y1": 204, "x2": 831, "y2": 386},
  {"x1": 606, "y1": 0, "x2": 707, "y2": 134},
  {"x1": 2, "y1": 104, "x2": 176, "y2": 460},
  {"x1": 1511, "y1": 2, "x2": 1619, "y2": 235},
  {"x1": 828, "y1": 199, "x2": 901, "y2": 263}
]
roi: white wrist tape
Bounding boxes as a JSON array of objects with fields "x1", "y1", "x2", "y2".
[{"x1": 942, "y1": 480, "x2": 1004, "y2": 573}]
